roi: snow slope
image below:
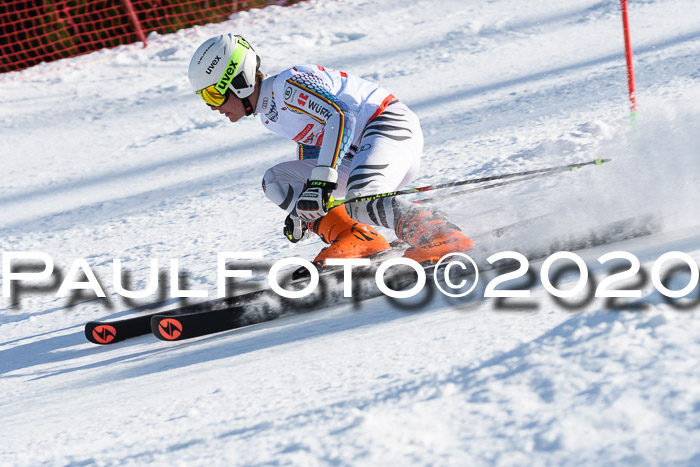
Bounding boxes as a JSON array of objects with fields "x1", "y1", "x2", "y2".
[{"x1": 1, "y1": 0, "x2": 700, "y2": 464}]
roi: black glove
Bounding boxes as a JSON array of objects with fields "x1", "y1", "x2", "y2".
[{"x1": 296, "y1": 166, "x2": 338, "y2": 221}]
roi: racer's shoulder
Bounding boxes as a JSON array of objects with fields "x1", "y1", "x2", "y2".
[
  {"x1": 266, "y1": 65, "x2": 318, "y2": 90},
  {"x1": 271, "y1": 65, "x2": 320, "y2": 80}
]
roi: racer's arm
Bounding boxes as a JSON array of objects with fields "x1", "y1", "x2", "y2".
[
  {"x1": 284, "y1": 73, "x2": 356, "y2": 220},
  {"x1": 283, "y1": 73, "x2": 355, "y2": 169}
]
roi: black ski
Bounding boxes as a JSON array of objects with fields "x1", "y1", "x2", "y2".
[
  {"x1": 85, "y1": 213, "x2": 661, "y2": 344},
  {"x1": 150, "y1": 213, "x2": 662, "y2": 342},
  {"x1": 84, "y1": 288, "x2": 269, "y2": 344},
  {"x1": 151, "y1": 259, "x2": 435, "y2": 341},
  {"x1": 85, "y1": 248, "x2": 404, "y2": 344}
]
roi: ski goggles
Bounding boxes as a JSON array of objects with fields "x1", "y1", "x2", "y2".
[{"x1": 196, "y1": 84, "x2": 230, "y2": 107}]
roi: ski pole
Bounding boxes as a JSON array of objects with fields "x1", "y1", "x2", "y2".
[
  {"x1": 327, "y1": 157, "x2": 609, "y2": 208},
  {"x1": 415, "y1": 173, "x2": 547, "y2": 204}
]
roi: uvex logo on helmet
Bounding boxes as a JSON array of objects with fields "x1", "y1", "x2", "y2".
[
  {"x1": 205, "y1": 55, "x2": 222, "y2": 75},
  {"x1": 215, "y1": 62, "x2": 239, "y2": 93}
]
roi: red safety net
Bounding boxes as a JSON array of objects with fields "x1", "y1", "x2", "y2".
[{"x1": 0, "y1": 0, "x2": 299, "y2": 74}]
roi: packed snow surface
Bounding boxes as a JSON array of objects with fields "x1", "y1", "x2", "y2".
[{"x1": 2, "y1": 0, "x2": 700, "y2": 464}]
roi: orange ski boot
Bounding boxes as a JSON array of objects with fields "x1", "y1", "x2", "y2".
[
  {"x1": 396, "y1": 211, "x2": 475, "y2": 264},
  {"x1": 310, "y1": 206, "x2": 392, "y2": 266}
]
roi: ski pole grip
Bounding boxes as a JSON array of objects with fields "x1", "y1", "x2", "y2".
[{"x1": 326, "y1": 197, "x2": 344, "y2": 209}]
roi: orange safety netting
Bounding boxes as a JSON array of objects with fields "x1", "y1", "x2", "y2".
[{"x1": 0, "y1": 0, "x2": 297, "y2": 74}]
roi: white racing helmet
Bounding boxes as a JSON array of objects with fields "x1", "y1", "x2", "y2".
[{"x1": 188, "y1": 34, "x2": 260, "y2": 111}]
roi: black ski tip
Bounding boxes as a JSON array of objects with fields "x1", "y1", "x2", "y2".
[
  {"x1": 151, "y1": 315, "x2": 184, "y2": 341},
  {"x1": 85, "y1": 321, "x2": 119, "y2": 345}
]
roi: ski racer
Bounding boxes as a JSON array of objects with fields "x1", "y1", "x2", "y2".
[{"x1": 188, "y1": 34, "x2": 474, "y2": 265}]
